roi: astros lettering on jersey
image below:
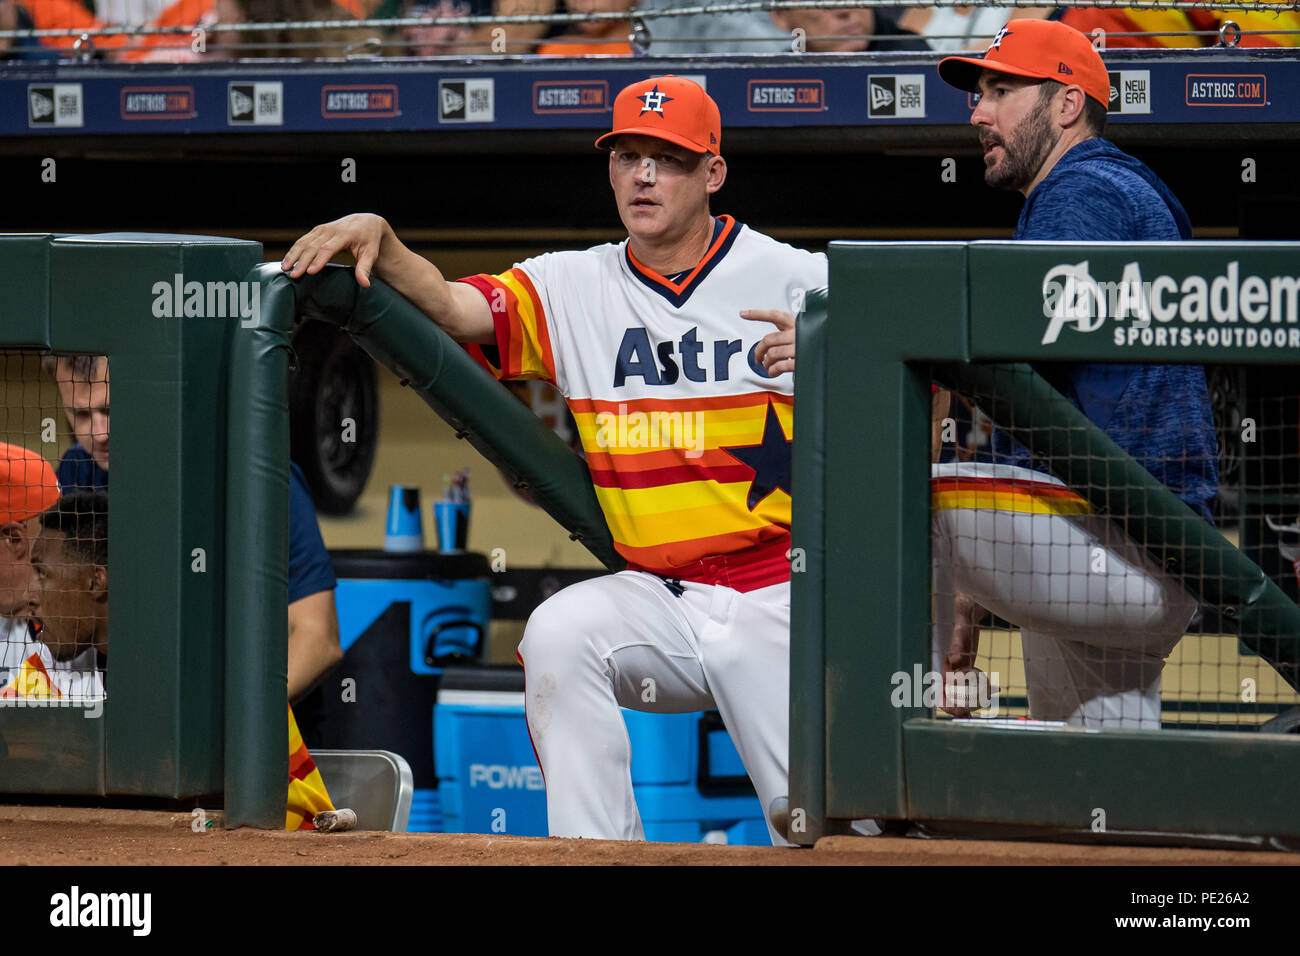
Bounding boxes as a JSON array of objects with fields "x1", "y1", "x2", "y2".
[{"x1": 459, "y1": 215, "x2": 827, "y2": 577}]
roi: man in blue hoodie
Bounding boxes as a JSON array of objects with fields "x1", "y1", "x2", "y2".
[{"x1": 930, "y1": 20, "x2": 1219, "y2": 729}]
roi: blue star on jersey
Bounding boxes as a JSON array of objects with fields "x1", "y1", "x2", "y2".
[
  {"x1": 638, "y1": 85, "x2": 674, "y2": 116},
  {"x1": 722, "y1": 398, "x2": 792, "y2": 511}
]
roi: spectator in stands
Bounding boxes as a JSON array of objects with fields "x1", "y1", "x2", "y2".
[
  {"x1": 391, "y1": 0, "x2": 557, "y2": 55},
  {"x1": 536, "y1": 0, "x2": 633, "y2": 55},
  {"x1": 93, "y1": 0, "x2": 171, "y2": 25},
  {"x1": 899, "y1": 6, "x2": 1049, "y2": 52},
  {"x1": 635, "y1": 0, "x2": 787, "y2": 54},
  {"x1": 0, "y1": 444, "x2": 60, "y2": 672},
  {"x1": 400, "y1": 0, "x2": 476, "y2": 54},
  {"x1": 42, "y1": 353, "x2": 341, "y2": 701},
  {"x1": 770, "y1": 5, "x2": 930, "y2": 52},
  {"x1": 119, "y1": 0, "x2": 375, "y2": 62},
  {"x1": 118, "y1": 0, "x2": 245, "y2": 60},
  {"x1": 3, "y1": 492, "x2": 108, "y2": 701},
  {"x1": 1055, "y1": 3, "x2": 1300, "y2": 48},
  {"x1": 3, "y1": 0, "x2": 130, "y2": 55},
  {"x1": 242, "y1": 0, "x2": 378, "y2": 56},
  {"x1": 0, "y1": 0, "x2": 59, "y2": 58}
]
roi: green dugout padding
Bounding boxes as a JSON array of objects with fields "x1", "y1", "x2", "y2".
[
  {"x1": 0, "y1": 238, "x2": 619, "y2": 830},
  {"x1": 792, "y1": 240, "x2": 1300, "y2": 843},
  {"x1": 0, "y1": 233, "x2": 272, "y2": 823},
  {"x1": 790, "y1": 286, "x2": 828, "y2": 844},
  {"x1": 234, "y1": 263, "x2": 623, "y2": 824}
]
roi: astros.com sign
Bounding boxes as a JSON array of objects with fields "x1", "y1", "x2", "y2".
[{"x1": 1041, "y1": 260, "x2": 1300, "y2": 349}]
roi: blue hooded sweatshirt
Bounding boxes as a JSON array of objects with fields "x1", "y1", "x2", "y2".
[{"x1": 990, "y1": 138, "x2": 1219, "y2": 522}]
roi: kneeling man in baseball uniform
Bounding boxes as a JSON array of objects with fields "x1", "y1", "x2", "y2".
[
  {"x1": 283, "y1": 76, "x2": 827, "y2": 842},
  {"x1": 931, "y1": 20, "x2": 1218, "y2": 729}
]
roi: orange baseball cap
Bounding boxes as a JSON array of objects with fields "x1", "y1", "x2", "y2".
[
  {"x1": 0, "y1": 443, "x2": 59, "y2": 523},
  {"x1": 939, "y1": 19, "x2": 1110, "y2": 109},
  {"x1": 595, "y1": 75, "x2": 721, "y2": 154}
]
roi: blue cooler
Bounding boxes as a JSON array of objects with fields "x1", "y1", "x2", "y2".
[
  {"x1": 434, "y1": 671, "x2": 769, "y2": 844},
  {"x1": 293, "y1": 550, "x2": 492, "y2": 831}
]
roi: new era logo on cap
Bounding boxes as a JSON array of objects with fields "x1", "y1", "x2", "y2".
[{"x1": 1058, "y1": 62, "x2": 1073, "y2": 75}]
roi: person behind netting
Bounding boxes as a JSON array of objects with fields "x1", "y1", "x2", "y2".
[
  {"x1": 1055, "y1": 2, "x2": 1300, "y2": 49},
  {"x1": 897, "y1": 5, "x2": 1050, "y2": 53},
  {"x1": 632, "y1": 0, "x2": 787, "y2": 54},
  {"x1": 535, "y1": 0, "x2": 633, "y2": 55},
  {"x1": 3, "y1": 492, "x2": 108, "y2": 701},
  {"x1": 43, "y1": 354, "x2": 109, "y2": 493},
  {"x1": 0, "y1": 0, "x2": 65, "y2": 58},
  {"x1": 928, "y1": 20, "x2": 1218, "y2": 730},
  {"x1": 768, "y1": 5, "x2": 929, "y2": 52},
  {"x1": 3, "y1": 0, "x2": 237, "y2": 59},
  {"x1": 0, "y1": 444, "x2": 60, "y2": 674},
  {"x1": 41, "y1": 355, "x2": 343, "y2": 827},
  {"x1": 388, "y1": 0, "x2": 556, "y2": 55},
  {"x1": 43, "y1": 353, "x2": 342, "y2": 703},
  {"x1": 113, "y1": 0, "x2": 380, "y2": 62}
]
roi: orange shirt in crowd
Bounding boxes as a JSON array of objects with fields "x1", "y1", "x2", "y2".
[
  {"x1": 536, "y1": 37, "x2": 632, "y2": 54},
  {"x1": 1059, "y1": 4, "x2": 1300, "y2": 48},
  {"x1": 20, "y1": 0, "x2": 128, "y2": 49},
  {"x1": 23, "y1": 0, "x2": 369, "y2": 58}
]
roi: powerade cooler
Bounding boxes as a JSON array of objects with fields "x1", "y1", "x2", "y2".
[
  {"x1": 434, "y1": 676, "x2": 769, "y2": 844},
  {"x1": 294, "y1": 549, "x2": 492, "y2": 831}
]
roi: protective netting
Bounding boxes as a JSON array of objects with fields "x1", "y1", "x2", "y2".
[
  {"x1": 0, "y1": 350, "x2": 108, "y2": 708},
  {"x1": 4, "y1": 1, "x2": 1299, "y2": 61},
  {"x1": 931, "y1": 362, "x2": 1300, "y2": 730}
]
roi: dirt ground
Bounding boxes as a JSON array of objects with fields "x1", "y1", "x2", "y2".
[{"x1": 0, "y1": 807, "x2": 1296, "y2": 865}]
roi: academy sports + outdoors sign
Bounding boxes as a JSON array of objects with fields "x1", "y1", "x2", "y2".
[
  {"x1": 1041, "y1": 260, "x2": 1300, "y2": 348},
  {"x1": 963, "y1": 244, "x2": 1300, "y2": 362}
]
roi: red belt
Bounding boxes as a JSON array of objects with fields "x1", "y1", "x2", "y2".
[{"x1": 628, "y1": 534, "x2": 792, "y2": 593}]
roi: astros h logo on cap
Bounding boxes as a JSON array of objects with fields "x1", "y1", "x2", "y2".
[
  {"x1": 938, "y1": 19, "x2": 1110, "y2": 110},
  {"x1": 595, "y1": 75, "x2": 722, "y2": 154}
]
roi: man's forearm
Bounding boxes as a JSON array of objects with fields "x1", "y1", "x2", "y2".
[
  {"x1": 372, "y1": 230, "x2": 489, "y2": 344},
  {"x1": 287, "y1": 591, "x2": 343, "y2": 703},
  {"x1": 288, "y1": 628, "x2": 343, "y2": 702},
  {"x1": 947, "y1": 591, "x2": 983, "y2": 670}
]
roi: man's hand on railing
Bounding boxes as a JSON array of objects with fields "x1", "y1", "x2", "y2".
[{"x1": 281, "y1": 212, "x2": 390, "y2": 288}]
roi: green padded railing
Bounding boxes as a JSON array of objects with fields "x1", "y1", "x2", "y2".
[{"x1": 255, "y1": 263, "x2": 622, "y2": 573}]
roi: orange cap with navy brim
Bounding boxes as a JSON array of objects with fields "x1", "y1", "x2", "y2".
[
  {"x1": 939, "y1": 19, "x2": 1110, "y2": 110},
  {"x1": 595, "y1": 75, "x2": 721, "y2": 154},
  {"x1": 0, "y1": 443, "x2": 59, "y2": 523}
]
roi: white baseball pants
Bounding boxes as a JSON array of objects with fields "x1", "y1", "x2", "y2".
[
  {"x1": 517, "y1": 570, "x2": 791, "y2": 844},
  {"x1": 932, "y1": 462, "x2": 1199, "y2": 729}
]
